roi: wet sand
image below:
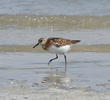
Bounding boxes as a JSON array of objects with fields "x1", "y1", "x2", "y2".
[
  {"x1": 0, "y1": 45, "x2": 110, "y2": 52},
  {"x1": 0, "y1": 15, "x2": 110, "y2": 29}
]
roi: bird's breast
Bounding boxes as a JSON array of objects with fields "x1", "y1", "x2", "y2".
[{"x1": 48, "y1": 45, "x2": 71, "y2": 54}]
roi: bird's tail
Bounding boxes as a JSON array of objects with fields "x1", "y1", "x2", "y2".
[{"x1": 71, "y1": 40, "x2": 80, "y2": 44}]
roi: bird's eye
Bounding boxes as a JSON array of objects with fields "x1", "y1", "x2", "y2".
[{"x1": 40, "y1": 40, "x2": 42, "y2": 42}]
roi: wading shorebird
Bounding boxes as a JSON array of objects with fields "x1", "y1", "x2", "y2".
[{"x1": 33, "y1": 37, "x2": 80, "y2": 70}]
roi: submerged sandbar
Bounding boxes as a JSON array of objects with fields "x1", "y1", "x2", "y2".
[{"x1": 0, "y1": 45, "x2": 110, "y2": 52}]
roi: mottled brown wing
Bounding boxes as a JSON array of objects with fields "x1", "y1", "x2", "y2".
[{"x1": 49, "y1": 38, "x2": 73, "y2": 47}]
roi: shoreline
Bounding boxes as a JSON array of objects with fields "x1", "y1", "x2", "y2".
[{"x1": 0, "y1": 45, "x2": 110, "y2": 52}]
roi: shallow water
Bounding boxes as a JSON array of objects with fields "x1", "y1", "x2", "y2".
[
  {"x1": 0, "y1": 0, "x2": 110, "y2": 16},
  {"x1": 0, "y1": 52, "x2": 110, "y2": 99}
]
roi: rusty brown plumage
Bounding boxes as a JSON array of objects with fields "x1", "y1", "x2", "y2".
[
  {"x1": 43, "y1": 37, "x2": 80, "y2": 50},
  {"x1": 42, "y1": 38, "x2": 52, "y2": 50}
]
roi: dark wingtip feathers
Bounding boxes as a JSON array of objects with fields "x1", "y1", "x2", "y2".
[{"x1": 71, "y1": 40, "x2": 81, "y2": 44}]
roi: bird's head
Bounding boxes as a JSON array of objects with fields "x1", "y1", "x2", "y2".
[{"x1": 33, "y1": 38, "x2": 47, "y2": 48}]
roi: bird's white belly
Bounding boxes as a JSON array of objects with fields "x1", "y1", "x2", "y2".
[{"x1": 48, "y1": 45, "x2": 71, "y2": 54}]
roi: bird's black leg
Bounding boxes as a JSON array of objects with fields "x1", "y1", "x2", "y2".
[
  {"x1": 48, "y1": 54, "x2": 58, "y2": 65},
  {"x1": 63, "y1": 54, "x2": 67, "y2": 72}
]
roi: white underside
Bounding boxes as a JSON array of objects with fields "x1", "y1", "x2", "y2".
[{"x1": 48, "y1": 45, "x2": 71, "y2": 54}]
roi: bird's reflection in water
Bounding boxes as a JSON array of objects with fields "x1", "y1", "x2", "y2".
[{"x1": 41, "y1": 65, "x2": 72, "y2": 89}]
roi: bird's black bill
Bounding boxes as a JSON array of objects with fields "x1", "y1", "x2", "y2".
[{"x1": 33, "y1": 43, "x2": 39, "y2": 48}]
